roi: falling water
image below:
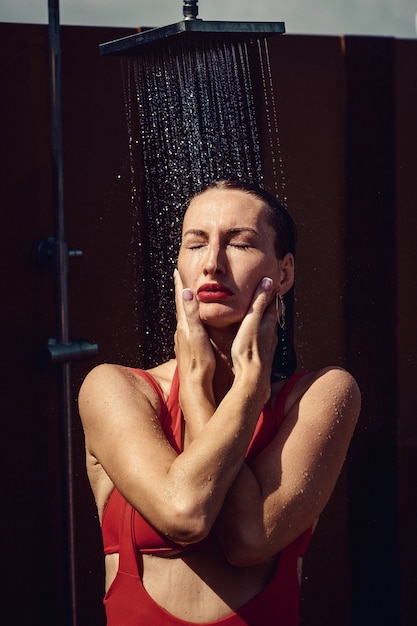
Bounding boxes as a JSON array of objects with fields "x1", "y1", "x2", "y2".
[{"x1": 122, "y1": 36, "x2": 285, "y2": 366}]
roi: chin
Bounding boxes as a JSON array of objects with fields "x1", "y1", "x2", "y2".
[{"x1": 199, "y1": 304, "x2": 243, "y2": 328}]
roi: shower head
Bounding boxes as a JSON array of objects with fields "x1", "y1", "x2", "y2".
[{"x1": 99, "y1": 0, "x2": 285, "y2": 56}]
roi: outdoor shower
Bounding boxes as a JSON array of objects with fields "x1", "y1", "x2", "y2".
[
  {"x1": 100, "y1": 0, "x2": 287, "y2": 369},
  {"x1": 3, "y1": 1, "x2": 407, "y2": 623},
  {"x1": 43, "y1": 2, "x2": 285, "y2": 624}
]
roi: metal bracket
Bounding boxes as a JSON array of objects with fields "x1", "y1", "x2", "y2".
[
  {"x1": 44, "y1": 338, "x2": 99, "y2": 364},
  {"x1": 33, "y1": 236, "x2": 83, "y2": 270},
  {"x1": 33, "y1": 237, "x2": 99, "y2": 365}
]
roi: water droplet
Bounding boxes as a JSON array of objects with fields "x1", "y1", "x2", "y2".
[{"x1": 122, "y1": 38, "x2": 286, "y2": 365}]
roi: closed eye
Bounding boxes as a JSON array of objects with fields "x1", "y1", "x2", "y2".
[
  {"x1": 187, "y1": 243, "x2": 206, "y2": 250},
  {"x1": 229, "y1": 243, "x2": 251, "y2": 250}
]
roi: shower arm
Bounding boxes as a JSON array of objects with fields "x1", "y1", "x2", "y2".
[{"x1": 183, "y1": 0, "x2": 200, "y2": 20}]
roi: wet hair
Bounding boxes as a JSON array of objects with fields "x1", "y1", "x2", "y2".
[{"x1": 189, "y1": 179, "x2": 298, "y2": 380}]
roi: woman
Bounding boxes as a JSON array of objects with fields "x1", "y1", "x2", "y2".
[{"x1": 79, "y1": 180, "x2": 360, "y2": 625}]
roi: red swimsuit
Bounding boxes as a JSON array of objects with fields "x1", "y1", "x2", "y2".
[{"x1": 102, "y1": 368, "x2": 311, "y2": 625}]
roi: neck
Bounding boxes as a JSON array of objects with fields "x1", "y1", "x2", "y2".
[{"x1": 207, "y1": 325, "x2": 237, "y2": 403}]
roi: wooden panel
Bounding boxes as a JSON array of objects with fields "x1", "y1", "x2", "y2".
[{"x1": 2, "y1": 23, "x2": 416, "y2": 626}]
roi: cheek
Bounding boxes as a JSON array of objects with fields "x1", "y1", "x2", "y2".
[
  {"x1": 239, "y1": 257, "x2": 280, "y2": 289},
  {"x1": 177, "y1": 251, "x2": 199, "y2": 289},
  {"x1": 260, "y1": 255, "x2": 282, "y2": 285}
]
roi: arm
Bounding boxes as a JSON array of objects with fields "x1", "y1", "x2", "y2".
[
  {"x1": 172, "y1": 272, "x2": 360, "y2": 564},
  {"x1": 214, "y1": 366, "x2": 361, "y2": 566},
  {"x1": 174, "y1": 270, "x2": 277, "y2": 439},
  {"x1": 78, "y1": 276, "x2": 276, "y2": 546}
]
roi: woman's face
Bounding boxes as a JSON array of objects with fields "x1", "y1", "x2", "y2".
[{"x1": 177, "y1": 188, "x2": 294, "y2": 328}]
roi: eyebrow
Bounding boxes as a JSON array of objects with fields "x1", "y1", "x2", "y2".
[{"x1": 182, "y1": 227, "x2": 261, "y2": 238}]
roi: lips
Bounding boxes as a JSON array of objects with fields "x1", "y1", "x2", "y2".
[{"x1": 197, "y1": 283, "x2": 233, "y2": 302}]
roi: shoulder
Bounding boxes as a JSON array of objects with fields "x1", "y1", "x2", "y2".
[
  {"x1": 295, "y1": 365, "x2": 359, "y2": 397},
  {"x1": 285, "y1": 366, "x2": 361, "y2": 427},
  {"x1": 78, "y1": 362, "x2": 173, "y2": 426},
  {"x1": 302, "y1": 365, "x2": 360, "y2": 402},
  {"x1": 79, "y1": 362, "x2": 151, "y2": 401}
]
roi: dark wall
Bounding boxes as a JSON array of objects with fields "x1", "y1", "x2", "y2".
[
  {"x1": 0, "y1": 23, "x2": 137, "y2": 626},
  {"x1": 343, "y1": 36, "x2": 399, "y2": 626},
  {"x1": 1, "y1": 22, "x2": 415, "y2": 626}
]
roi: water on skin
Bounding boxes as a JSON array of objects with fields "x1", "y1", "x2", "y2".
[{"x1": 123, "y1": 37, "x2": 285, "y2": 367}]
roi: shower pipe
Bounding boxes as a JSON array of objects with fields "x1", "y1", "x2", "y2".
[
  {"x1": 99, "y1": 0, "x2": 285, "y2": 56},
  {"x1": 33, "y1": 2, "x2": 99, "y2": 625}
]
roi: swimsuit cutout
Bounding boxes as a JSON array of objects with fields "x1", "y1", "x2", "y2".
[{"x1": 102, "y1": 368, "x2": 311, "y2": 625}]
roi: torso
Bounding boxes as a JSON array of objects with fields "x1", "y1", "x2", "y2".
[
  {"x1": 139, "y1": 551, "x2": 277, "y2": 622},
  {"x1": 86, "y1": 359, "x2": 315, "y2": 622}
]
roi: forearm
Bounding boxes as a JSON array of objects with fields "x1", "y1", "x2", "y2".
[
  {"x1": 168, "y1": 374, "x2": 266, "y2": 524},
  {"x1": 179, "y1": 375, "x2": 215, "y2": 439},
  {"x1": 175, "y1": 393, "x2": 277, "y2": 552},
  {"x1": 169, "y1": 271, "x2": 277, "y2": 539},
  {"x1": 179, "y1": 356, "x2": 270, "y2": 441},
  {"x1": 177, "y1": 373, "x2": 269, "y2": 544}
]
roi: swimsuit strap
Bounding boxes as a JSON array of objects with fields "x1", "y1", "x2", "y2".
[
  {"x1": 273, "y1": 372, "x2": 309, "y2": 425},
  {"x1": 133, "y1": 368, "x2": 166, "y2": 405},
  {"x1": 117, "y1": 498, "x2": 139, "y2": 577}
]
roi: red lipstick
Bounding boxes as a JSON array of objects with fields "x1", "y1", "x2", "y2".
[{"x1": 197, "y1": 283, "x2": 233, "y2": 302}]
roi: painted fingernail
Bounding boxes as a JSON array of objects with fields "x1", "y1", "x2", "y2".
[
  {"x1": 260, "y1": 277, "x2": 273, "y2": 291},
  {"x1": 182, "y1": 288, "x2": 193, "y2": 302}
]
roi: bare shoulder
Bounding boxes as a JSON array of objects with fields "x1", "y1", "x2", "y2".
[
  {"x1": 79, "y1": 363, "x2": 158, "y2": 415},
  {"x1": 286, "y1": 365, "x2": 361, "y2": 427},
  {"x1": 296, "y1": 365, "x2": 360, "y2": 397},
  {"x1": 78, "y1": 362, "x2": 175, "y2": 517},
  {"x1": 79, "y1": 359, "x2": 177, "y2": 405},
  {"x1": 303, "y1": 365, "x2": 360, "y2": 403}
]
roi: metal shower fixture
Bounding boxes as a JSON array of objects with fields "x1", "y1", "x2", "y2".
[{"x1": 99, "y1": 0, "x2": 285, "y2": 56}]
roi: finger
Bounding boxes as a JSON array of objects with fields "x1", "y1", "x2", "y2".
[
  {"x1": 260, "y1": 300, "x2": 279, "y2": 353},
  {"x1": 260, "y1": 298, "x2": 280, "y2": 330},
  {"x1": 173, "y1": 269, "x2": 201, "y2": 330},
  {"x1": 243, "y1": 276, "x2": 275, "y2": 323},
  {"x1": 232, "y1": 278, "x2": 274, "y2": 353},
  {"x1": 173, "y1": 268, "x2": 189, "y2": 326}
]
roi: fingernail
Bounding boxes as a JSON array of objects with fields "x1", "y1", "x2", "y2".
[
  {"x1": 260, "y1": 277, "x2": 273, "y2": 291},
  {"x1": 182, "y1": 288, "x2": 193, "y2": 302},
  {"x1": 173, "y1": 268, "x2": 178, "y2": 278}
]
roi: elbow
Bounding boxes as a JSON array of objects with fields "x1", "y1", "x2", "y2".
[{"x1": 162, "y1": 500, "x2": 212, "y2": 545}]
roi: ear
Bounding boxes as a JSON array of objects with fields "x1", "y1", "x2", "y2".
[{"x1": 277, "y1": 253, "x2": 295, "y2": 294}]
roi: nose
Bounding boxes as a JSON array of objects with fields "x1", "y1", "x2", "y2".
[{"x1": 203, "y1": 244, "x2": 224, "y2": 276}]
